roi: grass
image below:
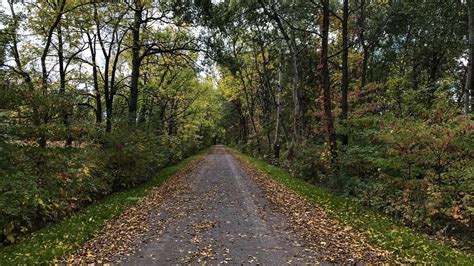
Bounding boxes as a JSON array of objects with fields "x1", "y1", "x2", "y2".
[
  {"x1": 234, "y1": 150, "x2": 474, "y2": 264},
  {"x1": 0, "y1": 150, "x2": 206, "y2": 265}
]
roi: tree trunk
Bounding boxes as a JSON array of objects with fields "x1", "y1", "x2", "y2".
[
  {"x1": 105, "y1": 98, "x2": 113, "y2": 133},
  {"x1": 340, "y1": 0, "x2": 349, "y2": 146},
  {"x1": 359, "y1": 0, "x2": 368, "y2": 88},
  {"x1": 39, "y1": 0, "x2": 66, "y2": 148},
  {"x1": 57, "y1": 24, "x2": 72, "y2": 147},
  {"x1": 467, "y1": 0, "x2": 474, "y2": 114},
  {"x1": 129, "y1": 4, "x2": 142, "y2": 127},
  {"x1": 238, "y1": 69, "x2": 260, "y2": 148},
  {"x1": 235, "y1": 100, "x2": 248, "y2": 143},
  {"x1": 290, "y1": 44, "x2": 302, "y2": 143},
  {"x1": 321, "y1": 0, "x2": 337, "y2": 159},
  {"x1": 8, "y1": 0, "x2": 41, "y2": 130},
  {"x1": 86, "y1": 32, "x2": 102, "y2": 124},
  {"x1": 94, "y1": 3, "x2": 125, "y2": 133},
  {"x1": 93, "y1": 5, "x2": 112, "y2": 132},
  {"x1": 257, "y1": 0, "x2": 302, "y2": 144},
  {"x1": 138, "y1": 72, "x2": 149, "y2": 124},
  {"x1": 273, "y1": 40, "x2": 284, "y2": 158}
]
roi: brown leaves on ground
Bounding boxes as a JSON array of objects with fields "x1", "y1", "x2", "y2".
[
  {"x1": 233, "y1": 153, "x2": 392, "y2": 264},
  {"x1": 61, "y1": 156, "x2": 205, "y2": 264},
  {"x1": 192, "y1": 219, "x2": 218, "y2": 233}
]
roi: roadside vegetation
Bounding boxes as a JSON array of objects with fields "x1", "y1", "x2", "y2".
[
  {"x1": 1, "y1": 0, "x2": 473, "y2": 262},
  {"x1": 208, "y1": 1, "x2": 474, "y2": 254},
  {"x1": 235, "y1": 151, "x2": 474, "y2": 264},
  {"x1": 0, "y1": 151, "x2": 204, "y2": 264},
  {"x1": 1, "y1": 0, "x2": 222, "y2": 248}
]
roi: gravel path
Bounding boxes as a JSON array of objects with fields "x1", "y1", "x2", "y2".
[
  {"x1": 68, "y1": 145, "x2": 389, "y2": 264},
  {"x1": 122, "y1": 145, "x2": 316, "y2": 264}
]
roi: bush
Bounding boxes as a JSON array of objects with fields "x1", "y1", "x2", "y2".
[
  {"x1": 97, "y1": 130, "x2": 164, "y2": 189},
  {"x1": 242, "y1": 113, "x2": 474, "y2": 247},
  {"x1": 0, "y1": 128, "x2": 205, "y2": 245}
]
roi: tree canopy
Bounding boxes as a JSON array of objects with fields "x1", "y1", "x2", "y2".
[{"x1": 0, "y1": 0, "x2": 473, "y2": 254}]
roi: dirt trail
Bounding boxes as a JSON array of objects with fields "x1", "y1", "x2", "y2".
[
  {"x1": 67, "y1": 145, "x2": 389, "y2": 264},
  {"x1": 123, "y1": 145, "x2": 316, "y2": 264}
]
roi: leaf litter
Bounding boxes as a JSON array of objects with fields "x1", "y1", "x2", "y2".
[
  {"x1": 62, "y1": 146, "x2": 391, "y2": 264},
  {"x1": 233, "y1": 151, "x2": 392, "y2": 264},
  {"x1": 61, "y1": 155, "x2": 205, "y2": 264}
]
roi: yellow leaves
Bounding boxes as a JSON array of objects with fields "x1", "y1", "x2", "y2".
[
  {"x1": 82, "y1": 166, "x2": 91, "y2": 177},
  {"x1": 86, "y1": 251, "x2": 95, "y2": 259},
  {"x1": 36, "y1": 197, "x2": 46, "y2": 209},
  {"x1": 6, "y1": 234, "x2": 16, "y2": 243},
  {"x1": 4, "y1": 223, "x2": 16, "y2": 243}
]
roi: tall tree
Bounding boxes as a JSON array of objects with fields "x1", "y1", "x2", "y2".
[
  {"x1": 92, "y1": 3, "x2": 128, "y2": 132},
  {"x1": 39, "y1": 0, "x2": 67, "y2": 147},
  {"x1": 320, "y1": 0, "x2": 337, "y2": 159},
  {"x1": 466, "y1": 0, "x2": 474, "y2": 114},
  {"x1": 359, "y1": 0, "x2": 369, "y2": 88},
  {"x1": 340, "y1": 0, "x2": 349, "y2": 146},
  {"x1": 273, "y1": 40, "x2": 284, "y2": 158},
  {"x1": 128, "y1": 1, "x2": 143, "y2": 126},
  {"x1": 258, "y1": 0, "x2": 303, "y2": 145}
]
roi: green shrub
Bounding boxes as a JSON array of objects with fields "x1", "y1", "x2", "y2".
[
  {"x1": 241, "y1": 113, "x2": 474, "y2": 248},
  {"x1": 0, "y1": 128, "x2": 206, "y2": 246}
]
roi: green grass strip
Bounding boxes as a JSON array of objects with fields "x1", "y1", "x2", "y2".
[
  {"x1": 234, "y1": 150, "x2": 474, "y2": 264},
  {"x1": 0, "y1": 150, "x2": 206, "y2": 265}
]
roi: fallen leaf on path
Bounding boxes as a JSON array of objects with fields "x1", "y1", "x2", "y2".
[
  {"x1": 61, "y1": 155, "x2": 205, "y2": 264},
  {"x1": 232, "y1": 151, "x2": 391, "y2": 264}
]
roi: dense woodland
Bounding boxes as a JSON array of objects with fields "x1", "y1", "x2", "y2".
[{"x1": 0, "y1": 0, "x2": 473, "y2": 253}]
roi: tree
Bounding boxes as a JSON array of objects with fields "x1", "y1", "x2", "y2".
[
  {"x1": 340, "y1": 0, "x2": 349, "y2": 146},
  {"x1": 128, "y1": 1, "x2": 143, "y2": 127},
  {"x1": 320, "y1": 0, "x2": 337, "y2": 160},
  {"x1": 466, "y1": 0, "x2": 474, "y2": 114},
  {"x1": 258, "y1": 0, "x2": 303, "y2": 145}
]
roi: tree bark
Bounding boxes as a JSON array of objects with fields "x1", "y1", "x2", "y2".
[
  {"x1": 94, "y1": 4, "x2": 126, "y2": 133},
  {"x1": 340, "y1": 0, "x2": 349, "y2": 146},
  {"x1": 290, "y1": 44, "x2": 302, "y2": 143},
  {"x1": 129, "y1": 3, "x2": 142, "y2": 127},
  {"x1": 258, "y1": 0, "x2": 302, "y2": 144},
  {"x1": 359, "y1": 0, "x2": 369, "y2": 88},
  {"x1": 321, "y1": 0, "x2": 337, "y2": 159},
  {"x1": 86, "y1": 32, "x2": 102, "y2": 124},
  {"x1": 57, "y1": 23, "x2": 72, "y2": 147},
  {"x1": 466, "y1": 0, "x2": 474, "y2": 114},
  {"x1": 234, "y1": 100, "x2": 248, "y2": 143},
  {"x1": 273, "y1": 40, "x2": 284, "y2": 158},
  {"x1": 138, "y1": 72, "x2": 149, "y2": 125},
  {"x1": 7, "y1": 0, "x2": 41, "y2": 130},
  {"x1": 239, "y1": 70, "x2": 260, "y2": 149},
  {"x1": 39, "y1": 0, "x2": 66, "y2": 147}
]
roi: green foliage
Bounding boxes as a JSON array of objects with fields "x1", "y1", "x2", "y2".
[
  {"x1": 232, "y1": 107, "x2": 474, "y2": 250},
  {"x1": 0, "y1": 128, "x2": 207, "y2": 246},
  {"x1": 285, "y1": 141, "x2": 327, "y2": 182},
  {"x1": 2, "y1": 0, "x2": 474, "y2": 260},
  {"x1": 96, "y1": 130, "x2": 166, "y2": 190},
  {"x1": 235, "y1": 150, "x2": 474, "y2": 264},
  {"x1": 0, "y1": 151, "x2": 204, "y2": 264}
]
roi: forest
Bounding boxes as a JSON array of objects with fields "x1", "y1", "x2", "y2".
[{"x1": 0, "y1": 0, "x2": 473, "y2": 264}]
